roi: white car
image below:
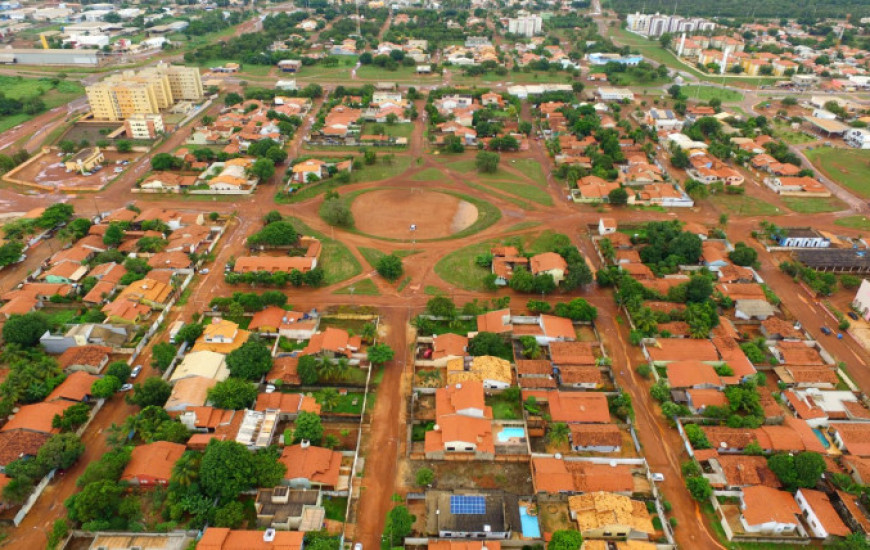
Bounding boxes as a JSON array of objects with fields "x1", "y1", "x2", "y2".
[
  {"x1": 131, "y1": 365, "x2": 143, "y2": 378},
  {"x1": 120, "y1": 383, "x2": 134, "y2": 392},
  {"x1": 265, "y1": 384, "x2": 276, "y2": 393},
  {"x1": 651, "y1": 473, "x2": 665, "y2": 482}
]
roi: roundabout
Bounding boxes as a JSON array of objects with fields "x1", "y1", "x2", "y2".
[{"x1": 351, "y1": 188, "x2": 479, "y2": 240}]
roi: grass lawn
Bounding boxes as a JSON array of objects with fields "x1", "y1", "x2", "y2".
[
  {"x1": 444, "y1": 159, "x2": 524, "y2": 183},
  {"x1": 315, "y1": 390, "x2": 364, "y2": 414},
  {"x1": 362, "y1": 122, "x2": 414, "y2": 139},
  {"x1": 781, "y1": 196, "x2": 846, "y2": 214},
  {"x1": 284, "y1": 217, "x2": 362, "y2": 285},
  {"x1": 805, "y1": 147, "x2": 870, "y2": 198},
  {"x1": 433, "y1": 240, "x2": 495, "y2": 291},
  {"x1": 294, "y1": 58, "x2": 358, "y2": 81},
  {"x1": 486, "y1": 394, "x2": 522, "y2": 420},
  {"x1": 465, "y1": 181, "x2": 536, "y2": 210},
  {"x1": 835, "y1": 216, "x2": 870, "y2": 231},
  {"x1": 0, "y1": 77, "x2": 85, "y2": 133},
  {"x1": 478, "y1": 179, "x2": 553, "y2": 206},
  {"x1": 355, "y1": 64, "x2": 441, "y2": 83},
  {"x1": 351, "y1": 156, "x2": 412, "y2": 183},
  {"x1": 711, "y1": 194, "x2": 783, "y2": 217},
  {"x1": 526, "y1": 230, "x2": 572, "y2": 254},
  {"x1": 508, "y1": 158, "x2": 547, "y2": 186},
  {"x1": 358, "y1": 247, "x2": 387, "y2": 268},
  {"x1": 680, "y1": 85, "x2": 744, "y2": 103},
  {"x1": 452, "y1": 70, "x2": 575, "y2": 85},
  {"x1": 772, "y1": 121, "x2": 816, "y2": 145},
  {"x1": 333, "y1": 279, "x2": 380, "y2": 295},
  {"x1": 321, "y1": 496, "x2": 348, "y2": 522},
  {"x1": 410, "y1": 167, "x2": 445, "y2": 181}
]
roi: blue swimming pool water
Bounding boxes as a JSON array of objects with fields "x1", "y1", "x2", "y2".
[
  {"x1": 497, "y1": 427, "x2": 525, "y2": 443},
  {"x1": 812, "y1": 428, "x2": 830, "y2": 449},
  {"x1": 519, "y1": 506, "x2": 541, "y2": 538}
]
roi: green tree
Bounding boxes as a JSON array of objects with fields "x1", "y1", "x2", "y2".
[
  {"x1": 151, "y1": 342, "x2": 177, "y2": 371},
  {"x1": 367, "y1": 343, "x2": 394, "y2": 366},
  {"x1": 293, "y1": 411, "x2": 324, "y2": 445},
  {"x1": 90, "y1": 375, "x2": 122, "y2": 398},
  {"x1": 554, "y1": 298, "x2": 597, "y2": 321},
  {"x1": 298, "y1": 355, "x2": 319, "y2": 385},
  {"x1": 225, "y1": 92, "x2": 244, "y2": 106},
  {"x1": 207, "y1": 378, "x2": 257, "y2": 409},
  {"x1": 106, "y1": 361, "x2": 132, "y2": 383},
  {"x1": 415, "y1": 467, "x2": 434, "y2": 487},
  {"x1": 320, "y1": 198, "x2": 355, "y2": 227},
  {"x1": 0, "y1": 240, "x2": 24, "y2": 267},
  {"x1": 176, "y1": 323, "x2": 204, "y2": 345},
  {"x1": 475, "y1": 151, "x2": 500, "y2": 173},
  {"x1": 383, "y1": 505, "x2": 415, "y2": 546},
  {"x1": 65, "y1": 479, "x2": 124, "y2": 524},
  {"x1": 468, "y1": 331, "x2": 507, "y2": 357},
  {"x1": 427, "y1": 296, "x2": 456, "y2": 318},
  {"x1": 115, "y1": 140, "x2": 132, "y2": 153},
  {"x1": 199, "y1": 440, "x2": 284, "y2": 502},
  {"x1": 37, "y1": 433, "x2": 85, "y2": 471},
  {"x1": 2, "y1": 312, "x2": 48, "y2": 346},
  {"x1": 247, "y1": 221, "x2": 298, "y2": 247},
  {"x1": 608, "y1": 187, "x2": 629, "y2": 205},
  {"x1": 250, "y1": 158, "x2": 276, "y2": 181},
  {"x1": 214, "y1": 501, "x2": 246, "y2": 528},
  {"x1": 548, "y1": 530, "x2": 583, "y2": 550},
  {"x1": 37, "y1": 203, "x2": 74, "y2": 229},
  {"x1": 102, "y1": 223, "x2": 125, "y2": 247},
  {"x1": 686, "y1": 476, "x2": 712, "y2": 501},
  {"x1": 767, "y1": 452, "x2": 825, "y2": 491},
  {"x1": 127, "y1": 377, "x2": 172, "y2": 408},
  {"x1": 376, "y1": 254, "x2": 403, "y2": 281},
  {"x1": 52, "y1": 403, "x2": 91, "y2": 431},
  {"x1": 729, "y1": 242, "x2": 758, "y2": 267},
  {"x1": 226, "y1": 341, "x2": 273, "y2": 380},
  {"x1": 547, "y1": 422, "x2": 570, "y2": 445}
]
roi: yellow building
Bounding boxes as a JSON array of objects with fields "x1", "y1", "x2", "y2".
[
  {"x1": 86, "y1": 62, "x2": 203, "y2": 121},
  {"x1": 64, "y1": 146, "x2": 104, "y2": 174}
]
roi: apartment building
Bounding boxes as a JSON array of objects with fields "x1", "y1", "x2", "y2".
[
  {"x1": 124, "y1": 113, "x2": 165, "y2": 139},
  {"x1": 86, "y1": 62, "x2": 203, "y2": 121}
]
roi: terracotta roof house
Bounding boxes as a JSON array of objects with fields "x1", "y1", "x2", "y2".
[
  {"x1": 740, "y1": 486, "x2": 801, "y2": 535},
  {"x1": 530, "y1": 252, "x2": 568, "y2": 284},
  {"x1": 774, "y1": 366, "x2": 838, "y2": 389},
  {"x1": 476, "y1": 309, "x2": 512, "y2": 334},
  {"x1": 46, "y1": 371, "x2": 99, "y2": 402},
  {"x1": 248, "y1": 306, "x2": 307, "y2": 334},
  {"x1": 254, "y1": 392, "x2": 320, "y2": 418},
  {"x1": 429, "y1": 542, "x2": 500, "y2": 550},
  {"x1": 302, "y1": 327, "x2": 360, "y2": 358},
  {"x1": 121, "y1": 441, "x2": 186, "y2": 487},
  {"x1": 267, "y1": 356, "x2": 300, "y2": 385},
  {"x1": 425, "y1": 381, "x2": 495, "y2": 459},
  {"x1": 568, "y1": 492, "x2": 655, "y2": 540},
  {"x1": 279, "y1": 443, "x2": 342, "y2": 490},
  {"x1": 716, "y1": 283, "x2": 767, "y2": 302},
  {"x1": 550, "y1": 341, "x2": 597, "y2": 366},
  {"x1": 760, "y1": 318, "x2": 803, "y2": 340},
  {"x1": 532, "y1": 457, "x2": 634, "y2": 494},
  {"x1": 57, "y1": 345, "x2": 112, "y2": 374},
  {"x1": 708, "y1": 455, "x2": 779, "y2": 489},
  {"x1": 570, "y1": 423, "x2": 622, "y2": 453},
  {"x1": 545, "y1": 391, "x2": 610, "y2": 424},
  {"x1": 647, "y1": 339, "x2": 719, "y2": 364},
  {"x1": 117, "y1": 278, "x2": 172, "y2": 309},
  {"x1": 687, "y1": 389, "x2": 729, "y2": 414},
  {"x1": 2, "y1": 401, "x2": 76, "y2": 434},
  {"x1": 431, "y1": 333, "x2": 468, "y2": 364},
  {"x1": 831, "y1": 422, "x2": 870, "y2": 456},
  {"x1": 775, "y1": 342, "x2": 825, "y2": 366},
  {"x1": 666, "y1": 361, "x2": 722, "y2": 389},
  {"x1": 197, "y1": 528, "x2": 304, "y2": 550},
  {"x1": 193, "y1": 319, "x2": 251, "y2": 354},
  {"x1": 101, "y1": 297, "x2": 152, "y2": 325},
  {"x1": 0, "y1": 431, "x2": 50, "y2": 468},
  {"x1": 234, "y1": 256, "x2": 317, "y2": 275},
  {"x1": 795, "y1": 489, "x2": 851, "y2": 539},
  {"x1": 164, "y1": 376, "x2": 219, "y2": 413}
]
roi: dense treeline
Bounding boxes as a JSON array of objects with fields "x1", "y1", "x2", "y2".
[{"x1": 607, "y1": 0, "x2": 870, "y2": 20}]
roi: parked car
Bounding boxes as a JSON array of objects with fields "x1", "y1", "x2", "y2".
[
  {"x1": 120, "y1": 384, "x2": 134, "y2": 392},
  {"x1": 820, "y1": 326, "x2": 832, "y2": 335},
  {"x1": 131, "y1": 365, "x2": 143, "y2": 378},
  {"x1": 265, "y1": 384, "x2": 276, "y2": 393},
  {"x1": 848, "y1": 312, "x2": 859, "y2": 321},
  {"x1": 651, "y1": 473, "x2": 665, "y2": 482}
]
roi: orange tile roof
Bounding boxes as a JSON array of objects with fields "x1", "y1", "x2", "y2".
[
  {"x1": 531, "y1": 252, "x2": 567, "y2": 275},
  {"x1": 46, "y1": 371, "x2": 100, "y2": 402},
  {"x1": 121, "y1": 441, "x2": 185, "y2": 484},
  {"x1": 549, "y1": 341, "x2": 596, "y2": 365},
  {"x1": 546, "y1": 391, "x2": 610, "y2": 424},
  {"x1": 0, "y1": 430, "x2": 50, "y2": 467},
  {"x1": 57, "y1": 345, "x2": 111, "y2": 371},
  {"x1": 515, "y1": 360, "x2": 552, "y2": 376},
  {"x1": 714, "y1": 455, "x2": 779, "y2": 488},
  {"x1": 666, "y1": 361, "x2": 721, "y2": 388},
  {"x1": 267, "y1": 356, "x2": 300, "y2": 385},
  {"x1": 197, "y1": 528, "x2": 304, "y2": 550},
  {"x1": 432, "y1": 333, "x2": 468, "y2": 360},
  {"x1": 540, "y1": 315, "x2": 575, "y2": 340},
  {"x1": 2, "y1": 401, "x2": 76, "y2": 434},
  {"x1": 647, "y1": 339, "x2": 719, "y2": 363},
  {"x1": 799, "y1": 489, "x2": 850, "y2": 537},
  {"x1": 532, "y1": 457, "x2": 632, "y2": 493},
  {"x1": 741, "y1": 486, "x2": 800, "y2": 527},
  {"x1": 570, "y1": 423, "x2": 622, "y2": 449},
  {"x1": 777, "y1": 342, "x2": 824, "y2": 366},
  {"x1": 254, "y1": 392, "x2": 320, "y2": 415},
  {"x1": 233, "y1": 256, "x2": 316, "y2": 274},
  {"x1": 302, "y1": 327, "x2": 360, "y2": 356},
  {"x1": 831, "y1": 422, "x2": 870, "y2": 456},
  {"x1": 782, "y1": 366, "x2": 838, "y2": 386},
  {"x1": 715, "y1": 283, "x2": 766, "y2": 302},
  {"x1": 476, "y1": 309, "x2": 512, "y2": 333},
  {"x1": 279, "y1": 444, "x2": 341, "y2": 487},
  {"x1": 687, "y1": 389, "x2": 729, "y2": 409},
  {"x1": 429, "y1": 542, "x2": 500, "y2": 550}
]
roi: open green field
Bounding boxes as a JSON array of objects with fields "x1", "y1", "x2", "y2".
[
  {"x1": 772, "y1": 121, "x2": 817, "y2": 145},
  {"x1": 351, "y1": 156, "x2": 412, "y2": 182},
  {"x1": 333, "y1": 278, "x2": 380, "y2": 295},
  {"x1": 410, "y1": 167, "x2": 445, "y2": 181},
  {"x1": 355, "y1": 64, "x2": 442, "y2": 83},
  {"x1": 805, "y1": 148, "x2": 870, "y2": 198},
  {"x1": 0, "y1": 77, "x2": 84, "y2": 133},
  {"x1": 780, "y1": 196, "x2": 846, "y2": 214},
  {"x1": 443, "y1": 159, "x2": 522, "y2": 182},
  {"x1": 433, "y1": 240, "x2": 495, "y2": 291},
  {"x1": 477, "y1": 179, "x2": 553, "y2": 206},
  {"x1": 835, "y1": 216, "x2": 870, "y2": 231},
  {"x1": 508, "y1": 158, "x2": 548, "y2": 186},
  {"x1": 285, "y1": 217, "x2": 362, "y2": 285},
  {"x1": 451, "y1": 70, "x2": 575, "y2": 85},
  {"x1": 680, "y1": 85, "x2": 744, "y2": 103},
  {"x1": 294, "y1": 61, "x2": 356, "y2": 81},
  {"x1": 361, "y1": 122, "x2": 414, "y2": 139},
  {"x1": 711, "y1": 194, "x2": 783, "y2": 217}
]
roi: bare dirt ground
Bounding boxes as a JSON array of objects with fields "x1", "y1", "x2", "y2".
[{"x1": 350, "y1": 188, "x2": 478, "y2": 239}]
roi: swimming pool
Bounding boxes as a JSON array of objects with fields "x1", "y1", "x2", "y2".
[
  {"x1": 497, "y1": 427, "x2": 525, "y2": 443},
  {"x1": 519, "y1": 506, "x2": 541, "y2": 538},
  {"x1": 812, "y1": 428, "x2": 830, "y2": 449}
]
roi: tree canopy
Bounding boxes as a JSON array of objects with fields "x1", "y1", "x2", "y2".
[{"x1": 226, "y1": 341, "x2": 273, "y2": 380}]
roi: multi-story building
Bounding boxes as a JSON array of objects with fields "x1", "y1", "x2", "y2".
[
  {"x1": 507, "y1": 13, "x2": 542, "y2": 37},
  {"x1": 626, "y1": 12, "x2": 716, "y2": 37},
  {"x1": 124, "y1": 113, "x2": 165, "y2": 140},
  {"x1": 86, "y1": 62, "x2": 203, "y2": 121}
]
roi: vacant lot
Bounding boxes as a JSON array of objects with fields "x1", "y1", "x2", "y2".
[
  {"x1": 805, "y1": 147, "x2": 870, "y2": 199},
  {"x1": 680, "y1": 85, "x2": 744, "y2": 103},
  {"x1": 0, "y1": 76, "x2": 84, "y2": 133},
  {"x1": 781, "y1": 196, "x2": 846, "y2": 214},
  {"x1": 835, "y1": 216, "x2": 870, "y2": 231},
  {"x1": 711, "y1": 194, "x2": 783, "y2": 217}
]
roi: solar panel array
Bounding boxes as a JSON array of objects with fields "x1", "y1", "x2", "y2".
[{"x1": 450, "y1": 495, "x2": 486, "y2": 514}]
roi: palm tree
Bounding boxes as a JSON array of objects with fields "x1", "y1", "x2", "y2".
[
  {"x1": 319, "y1": 388, "x2": 340, "y2": 412},
  {"x1": 318, "y1": 359, "x2": 342, "y2": 381},
  {"x1": 172, "y1": 453, "x2": 201, "y2": 487},
  {"x1": 634, "y1": 307, "x2": 658, "y2": 336},
  {"x1": 547, "y1": 422, "x2": 571, "y2": 446}
]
